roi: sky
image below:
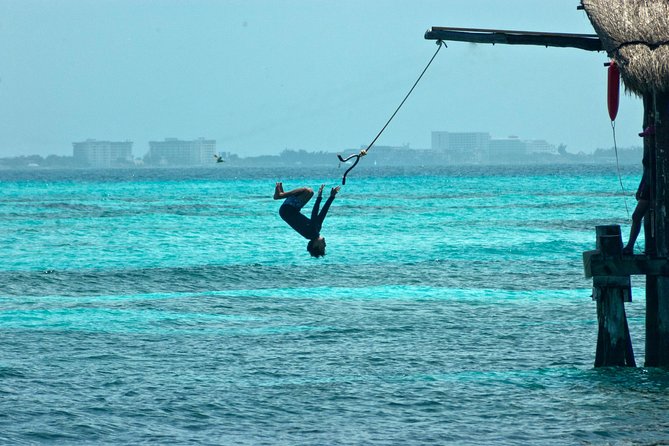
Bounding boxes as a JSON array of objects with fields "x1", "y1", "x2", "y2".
[{"x1": 0, "y1": 0, "x2": 646, "y2": 158}]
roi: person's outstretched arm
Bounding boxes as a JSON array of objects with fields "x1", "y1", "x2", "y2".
[
  {"x1": 315, "y1": 186, "x2": 340, "y2": 226},
  {"x1": 311, "y1": 185, "x2": 324, "y2": 220}
]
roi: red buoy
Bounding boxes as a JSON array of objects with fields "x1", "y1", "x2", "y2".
[{"x1": 607, "y1": 60, "x2": 620, "y2": 121}]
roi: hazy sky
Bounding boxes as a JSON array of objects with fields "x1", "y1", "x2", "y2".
[{"x1": 0, "y1": 0, "x2": 646, "y2": 158}]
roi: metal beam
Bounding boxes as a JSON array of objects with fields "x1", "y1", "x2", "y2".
[{"x1": 425, "y1": 26, "x2": 603, "y2": 52}]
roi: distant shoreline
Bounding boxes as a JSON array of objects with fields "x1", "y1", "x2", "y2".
[{"x1": 0, "y1": 146, "x2": 645, "y2": 170}]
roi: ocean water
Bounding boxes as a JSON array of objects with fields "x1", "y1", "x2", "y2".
[{"x1": 1, "y1": 164, "x2": 668, "y2": 445}]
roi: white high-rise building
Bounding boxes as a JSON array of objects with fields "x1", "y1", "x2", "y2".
[
  {"x1": 146, "y1": 138, "x2": 216, "y2": 166},
  {"x1": 489, "y1": 137, "x2": 526, "y2": 160},
  {"x1": 72, "y1": 139, "x2": 133, "y2": 168},
  {"x1": 431, "y1": 131, "x2": 491, "y2": 163}
]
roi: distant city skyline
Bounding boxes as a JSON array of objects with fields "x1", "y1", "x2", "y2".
[
  {"x1": 70, "y1": 137, "x2": 218, "y2": 168},
  {"x1": 0, "y1": 126, "x2": 644, "y2": 166},
  {"x1": 0, "y1": 127, "x2": 644, "y2": 170},
  {"x1": 0, "y1": 127, "x2": 643, "y2": 160},
  {"x1": 0, "y1": 1, "x2": 645, "y2": 159},
  {"x1": 0, "y1": 143, "x2": 644, "y2": 170}
]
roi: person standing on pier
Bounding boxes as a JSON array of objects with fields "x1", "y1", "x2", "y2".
[{"x1": 623, "y1": 128, "x2": 654, "y2": 255}]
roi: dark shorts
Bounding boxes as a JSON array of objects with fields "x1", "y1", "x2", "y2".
[
  {"x1": 282, "y1": 196, "x2": 304, "y2": 210},
  {"x1": 282, "y1": 190, "x2": 312, "y2": 210}
]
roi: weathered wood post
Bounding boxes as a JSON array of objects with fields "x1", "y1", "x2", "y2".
[
  {"x1": 644, "y1": 92, "x2": 660, "y2": 366},
  {"x1": 647, "y1": 91, "x2": 669, "y2": 366},
  {"x1": 591, "y1": 225, "x2": 635, "y2": 367}
]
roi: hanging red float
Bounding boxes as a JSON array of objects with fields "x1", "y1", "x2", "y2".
[{"x1": 607, "y1": 60, "x2": 620, "y2": 121}]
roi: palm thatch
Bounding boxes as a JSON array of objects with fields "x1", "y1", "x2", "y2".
[{"x1": 581, "y1": 0, "x2": 669, "y2": 96}]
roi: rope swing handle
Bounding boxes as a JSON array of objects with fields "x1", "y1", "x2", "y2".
[
  {"x1": 337, "y1": 150, "x2": 367, "y2": 185},
  {"x1": 338, "y1": 40, "x2": 446, "y2": 185}
]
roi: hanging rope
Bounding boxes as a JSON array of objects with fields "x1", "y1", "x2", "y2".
[
  {"x1": 611, "y1": 120, "x2": 630, "y2": 218},
  {"x1": 338, "y1": 40, "x2": 446, "y2": 185},
  {"x1": 606, "y1": 60, "x2": 629, "y2": 218}
]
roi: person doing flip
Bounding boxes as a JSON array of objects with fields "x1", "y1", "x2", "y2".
[{"x1": 273, "y1": 182, "x2": 340, "y2": 257}]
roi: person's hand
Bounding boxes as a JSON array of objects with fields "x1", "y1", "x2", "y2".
[
  {"x1": 317, "y1": 184, "x2": 324, "y2": 197},
  {"x1": 330, "y1": 186, "x2": 341, "y2": 197}
]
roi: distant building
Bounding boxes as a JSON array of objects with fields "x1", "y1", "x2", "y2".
[
  {"x1": 525, "y1": 139, "x2": 557, "y2": 155},
  {"x1": 431, "y1": 131, "x2": 491, "y2": 163},
  {"x1": 489, "y1": 137, "x2": 526, "y2": 162},
  {"x1": 72, "y1": 139, "x2": 133, "y2": 168},
  {"x1": 145, "y1": 138, "x2": 216, "y2": 166}
]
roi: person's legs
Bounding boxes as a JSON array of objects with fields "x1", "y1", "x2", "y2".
[
  {"x1": 624, "y1": 199, "x2": 650, "y2": 254},
  {"x1": 282, "y1": 187, "x2": 314, "y2": 210},
  {"x1": 292, "y1": 188, "x2": 314, "y2": 208}
]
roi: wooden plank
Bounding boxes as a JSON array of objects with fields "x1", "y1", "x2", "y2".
[
  {"x1": 583, "y1": 251, "x2": 669, "y2": 278},
  {"x1": 424, "y1": 26, "x2": 603, "y2": 52},
  {"x1": 593, "y1": 276, "x2": 631, "y2": 288}
]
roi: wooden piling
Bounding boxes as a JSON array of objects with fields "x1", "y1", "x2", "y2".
[
  {"x1": 646, "y1": 90, "x2": 669, "y2": 367},
  {"x1": 592, "y1": 225, "x2": 636, "y2": 367},
  {"x1": 644, "y1": 92, "x2": 660, "y2": 366}
]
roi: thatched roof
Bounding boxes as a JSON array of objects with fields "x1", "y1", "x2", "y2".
[{"x1": 581, "y1": 0, "x2": 669, "y2": 96}]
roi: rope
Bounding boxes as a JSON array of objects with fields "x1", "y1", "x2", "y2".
[
  {"x1": 338, "y1": 40, "x2": 446, "y2": 185},
  {"x1": 611, "y1": 120, "x2": 630, "y2": 218}
]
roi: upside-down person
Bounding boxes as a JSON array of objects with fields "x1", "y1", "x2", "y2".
[{"x1": 273, "y1": 182, "x2": 340, "y2": 257}]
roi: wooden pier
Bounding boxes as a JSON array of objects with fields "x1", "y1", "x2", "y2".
[
  {"x1": 582, "y1": 90, "x2": 669, "y2": 367},
  {"x1": 426, "y1": 1, "x2": 669, "y2": 366}
]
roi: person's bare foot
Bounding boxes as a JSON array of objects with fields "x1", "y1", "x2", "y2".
[{"x1": 273, "y1": 182, "x2": 284, "y2": 200}]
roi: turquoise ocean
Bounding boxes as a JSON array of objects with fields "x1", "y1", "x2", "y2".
[{"x1": 2, "y1": 164, "x2": 669, "y2": 445}]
